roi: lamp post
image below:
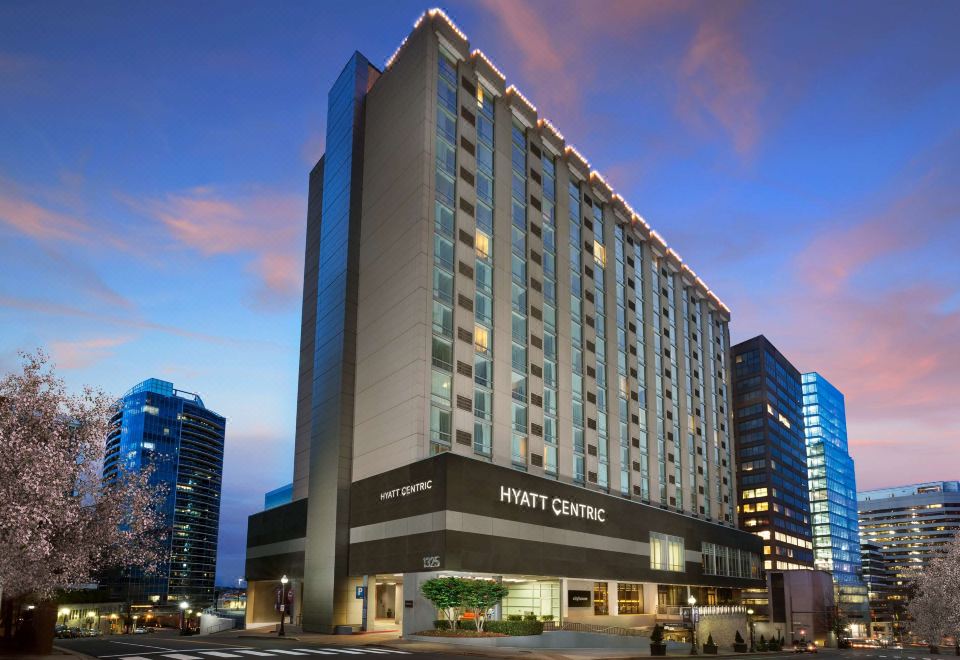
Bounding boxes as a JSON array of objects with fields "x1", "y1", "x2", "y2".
[
  {"x1": 59, "y1": 607, "x2": 70, "y2": 627},
  {"x1": 688, "y1": 595, "x2": 698, "y2": 655},
  {"x1": 178, "y1": 601, "x2": 189, "y2": 635},
  {"x1": 279, "y1": 575, "x2": 289, "y2": 637},
  {"x1": 747, "y1": 609, "x2": 755, "y2": 652}
]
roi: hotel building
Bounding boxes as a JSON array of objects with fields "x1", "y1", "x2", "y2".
[{"x1": 244, "y1": 9, "x2": 763, "y2": 634}]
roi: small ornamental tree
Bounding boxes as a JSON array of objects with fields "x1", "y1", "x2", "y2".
[
  {"x1": 420, "y1": 577, "x2": 469, "y2": 630},
  {"x1": 463, "y1": 580, "x2": 509, "y2": 632},
  {"x1": 0, "y1": 351, "x2": 168, "y2": 651},
  {"x1": 735, "y1": 630, "x2": 744, "y2": 643},
  {"x1": 907, "y1": 533, "x2": 960, "y2": 648}
]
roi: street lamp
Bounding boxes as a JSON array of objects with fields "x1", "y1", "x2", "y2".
[
  {"x1": 59, "y1": 607, "x2": 70, "y2": 627},
  {"x1": 179, "y1": 601, "x2": 189, "y2": 635},
  {"x1": 747, "y1": 609, "x2": 755, "y2": 652},
  {"x1": 688, "y1": 595, "x2": 698, "y2": 655},
  {"x1": 279, "y1": 575, "x2": 289, "y2": 637}
]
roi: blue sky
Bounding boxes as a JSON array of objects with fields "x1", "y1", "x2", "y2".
[{"x1": 1, "y1": 0, "x2": 958, "y2": 584}]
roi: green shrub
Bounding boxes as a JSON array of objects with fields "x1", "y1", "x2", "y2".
[
  {"x1": 433, "y1": 619, "x2": 477, "y2": 631},
  {"x1": 540, "y1": 614, "x2": 554, "y2": 622},
  {"x1": 705, "y1": 634, "x2": 717, "y2": 647},
  {"x1": 523, "y1": 613, "x2": 538, "y2": 622},
  {"x1": 506, "y1": 614, "x2": 523, "y2": 621},
  {"x1": 485, "y1": 620, "x2": 544, "y2": 636}
]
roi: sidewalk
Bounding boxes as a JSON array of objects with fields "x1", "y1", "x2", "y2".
[{"x1": 223, "y1": 626, "x2": 790, "y2": 660}]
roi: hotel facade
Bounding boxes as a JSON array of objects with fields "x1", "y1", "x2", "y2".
[{"x1": 245, "y1": 10, "x2": 763, "y2": 634}]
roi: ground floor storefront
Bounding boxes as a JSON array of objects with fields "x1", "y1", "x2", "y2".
[{"x1": 245, "y1": 453, "x2": 766, "y2": 635}]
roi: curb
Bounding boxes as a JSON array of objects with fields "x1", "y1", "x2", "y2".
[{"x1": 53, "y1": 645, "x2": 98, "y2": 659}]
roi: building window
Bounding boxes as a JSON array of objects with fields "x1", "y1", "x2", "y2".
[
  {"x1": 617, "y1": 582, "x2": 643, "y2": 614},
  {"x1": 593, "y1": 582, "x2": 608, "y2": 615},
  {"x1": 650, "y1": 532, "x2": 684, "y2": 572}
]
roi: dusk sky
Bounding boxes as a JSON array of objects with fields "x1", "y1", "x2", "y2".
[{"x1": 1, "y1": 1, "x2": 957, "y2": 585}]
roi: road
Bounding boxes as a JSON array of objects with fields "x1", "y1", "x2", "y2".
[
  {"x1": 56, "y1": 630, "x2": 426, "y2": 660},
  {"x1": 58, "y1": 632, "x2": 950, "y2": 660}
]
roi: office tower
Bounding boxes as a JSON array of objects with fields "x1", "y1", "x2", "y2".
[
  {"x1": 858, "y1": 481, "x2": 960, "y2": 638},
  {"x1": 245, "y1": 9, "x2": 762, "y2": 634},
  {"x1": 801, "y1": 372, "x2": 868, "y2": 633},
  {"x1": 860, "y1": 542, "x2": 893, "y2": 635},
  {"x1": 102, "y1": 378, "x2": 226, "y2": 607},
  {"x1": 731, "y1": 336, "x2": 814, "y2": 571}
]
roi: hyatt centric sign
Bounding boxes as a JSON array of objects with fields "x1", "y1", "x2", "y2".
[
  {"x1": 499, "y1": 486, "x2": 606, "y2": 522},
  {"x1": 379, "y1": 480, "x2": 432, "y2": 502}
]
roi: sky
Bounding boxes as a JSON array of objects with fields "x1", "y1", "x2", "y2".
[{"x1": 1, "y1": 0, "x2": 957, "y2": 585}]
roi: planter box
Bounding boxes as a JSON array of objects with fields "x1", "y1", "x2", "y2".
[
  {"x1": 650, "y1": 643, "x2": 667, "y2": 656},
  {"x1": 734, "y1": 643, "x2": 748, "y2": 652},
  {"x1": 703, "y1": 644, "x2": 719, "y2": 654}
]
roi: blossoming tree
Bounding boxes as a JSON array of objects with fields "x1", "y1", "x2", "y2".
[
  {"x1": 0, "y1": 351, "x2": 167, "y2": 651},
  {"x1": 906, "y1": 532, "x2": 960, "y2": 650}
]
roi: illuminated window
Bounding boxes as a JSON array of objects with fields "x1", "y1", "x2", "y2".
[
  {"x1": 593, "y1": 241, "x2": 606, "y2": 267},
  {"x1": 474, "y1": 325, "x2": 490, "y2": 354},
  {"x1": 476, "y1": 230, "x2": 490, "y2": 259},
  {"x1": 651, "y1": 532, "x2": 684, "y2": 572}
]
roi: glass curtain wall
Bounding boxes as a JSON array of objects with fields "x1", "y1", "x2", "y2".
[
  {"x1": 509, "y1": 121, "x2": 529, "y2": 468},
  {"x1": 569, "y1": 182, "x2": 585, "y2": 482},
  {"x1": 541, "y1": 157, "x2": 559, "y2": 475}
]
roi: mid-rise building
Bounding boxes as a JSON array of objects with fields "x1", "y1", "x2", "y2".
[
  {"x1": 860, "y1": 542, "x2": 894, "y2": 636},
  {"x1": 244, "y1": 9, "x2": 763, "y2": 634},
  {"x1": 101, "y1": 378, "x2": 226, "y2": 608},
  {"x1": 858, "y1": 481, "x2": 960, "y2": 638},
  {"x1": 801, "y1": 372, "x2": 867, "y2": 633},
  {"x1": 731, "y1": 336, "x2": 814, "y2": 571}
]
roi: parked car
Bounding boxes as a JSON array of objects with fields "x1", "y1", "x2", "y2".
[
  {"x1": 133, "y1": 627, "x2": 148, "y2": 634},
  {"x1": 793, "y1": 641, "x2": 817, "y2": 653}
]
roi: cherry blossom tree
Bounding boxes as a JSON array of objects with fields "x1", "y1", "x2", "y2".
[
  {"x1": 0, "y1": 351, "x2": 167, "y2": 648},
  {"x1": 906, "y1": 532, "x2": 960, "y2": 650}
]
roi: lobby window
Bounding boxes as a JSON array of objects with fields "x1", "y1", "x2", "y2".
[
  {"x1": 593, "y1": 582, "x2": 609, "y2": 615},
  {"x1": 617, "y1": 582, "x2": 643, "y2": 614},
  {"x1": 650, "y1": 532, "x2": 684, "y2": 572}
]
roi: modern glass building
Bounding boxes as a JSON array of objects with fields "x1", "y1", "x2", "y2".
[
  {"x1": 101, "y1": 378, "x2": 226, "y2": 608},
  {"x1": 731, "y1": 336, "x2": 814, "y2": 572},
  {"x1": 801, "y1": 372, "x2": 867, "y2": 633},
  {"x1": 245, "y1": 9, "x2": 762, "y2": 635}
]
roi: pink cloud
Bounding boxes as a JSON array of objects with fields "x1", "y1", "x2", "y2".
[
  {"x1": 130, "y1": 187, "x2": 305, "y2": 304},
  {"x1": 51, "y1": 335, "x2": 134, "y2": 370},
  {"x1": 677, "y1": 10, "x2": 764, "y2": 156},
  {"x1": 0, "y1": 180, "x2": 91, "y2": 243}
]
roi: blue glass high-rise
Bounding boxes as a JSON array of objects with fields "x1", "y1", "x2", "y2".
[
  {"x1": 802, "y1": 372, "x2": 868, "y2": 633},
  {"x1": 102, "y1": 378, "x2": 226, "y2": 608}
]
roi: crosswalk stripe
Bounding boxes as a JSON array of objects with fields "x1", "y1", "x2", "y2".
[
  {"x1": 200, "y1": 653, "x2": 242, "y2": 658},
  {"x1": 268, "y1": 652, "x2": 308, "y2": 657},
  {"x1": 347, "y1": 649, "x2": 391, "y2": 655},
  {"x1": 324, "y1": 651, "x2": 362, "y2": 656},
  {"x1": 234, "y1": 652, "x2": 277, "y2": 657},
  {"x1": 292, "y1": 650, "x2": 337, "y2": 655},
  {"x1": 120, "y1": 656, "x2": 153, "y2": 660},
  {"x1": 368, "y1": 649, "x2": 411, "y2": 655},
  {"x1": 164, "y1": 655, "x2": 203, "y2": 660}
]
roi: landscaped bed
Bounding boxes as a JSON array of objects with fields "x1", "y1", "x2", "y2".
[{"x1": 415, "y1": 629, "x2": 508, "y2": 637}]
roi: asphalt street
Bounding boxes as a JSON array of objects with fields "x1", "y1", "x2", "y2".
[{"x1": 56, "y1": 631, "x2": 422, "y2": 660}]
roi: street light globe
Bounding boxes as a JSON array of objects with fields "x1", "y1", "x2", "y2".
[
  {"x1": 747, "y1": 609, "x2": 754, "y2": 615},
  {"x1": 59, "y1": 607, "x2": 70, "y2": 616},
  {"x1": 179, "y1": 601, "x2": 189, "y2": 610},
  {"x1": 281, "y1": 575, "x2": 289, "y2": 585},
  {"x1": 688, "y1": 595, "x2": 696, "y2": 606}
]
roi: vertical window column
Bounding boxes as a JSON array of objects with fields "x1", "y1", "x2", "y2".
[
  {"x1": 541, "y1": 157, "x2": 559, "y2": 475},
  {"x1": 509, "y1": 121, "x2": 529, "y2": 469},
  {"x1": 666, "y1": 270, "x2": 681, "y2": 509},
  {"x1": 651, "y1": 258, "x2": 666, "y2": 503},
  {"x1": 614, "y1": 225, "x2": 629, "y2": 496},
  {"x1": 473, "y1": 85, "x2": 495, "y2": 457},
  {"x1": 592, "y1": 203, "x2": 609, "y2": 489},
  {"x1": 429, "y1": 51, "x2": 459, "y2": 455},
  {"x1": 569, "y1": 181, "x2": 585, "y2": 483},
  {"x1": 634, "y1": 242, "x2": 649, "y2": 501}
]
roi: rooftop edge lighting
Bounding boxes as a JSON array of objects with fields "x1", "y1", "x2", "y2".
[
  {"x1": 471, "y1": 49, "x2": 505, "y2": 80},
  {"x1": 385, "y1": 7, "x2": 732, "y2": 315},
  {"x1": 506, "y1": 84, "x2": 537, "y2": 114}
]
